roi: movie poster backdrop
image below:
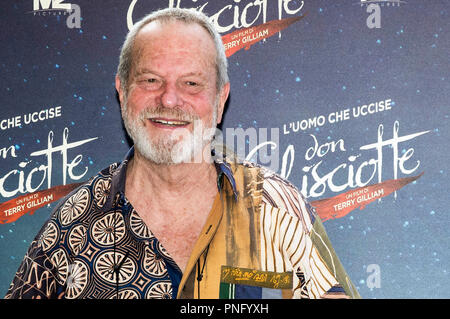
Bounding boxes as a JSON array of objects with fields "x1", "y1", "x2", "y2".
[{"x1": 0, "y1": 0, "x2": 448, "y2": 298}]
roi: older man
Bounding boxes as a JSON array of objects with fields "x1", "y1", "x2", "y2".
[{"x1": 5, "y1": 8, "x2": 360, "y2": 299}]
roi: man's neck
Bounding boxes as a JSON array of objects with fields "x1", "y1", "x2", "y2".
[
  {"x1": 124, "y1": 148, "x2": 220, "y2": 272},
  {"x1": 125, "y1": 148, "x2": 218, "y2": 205}
]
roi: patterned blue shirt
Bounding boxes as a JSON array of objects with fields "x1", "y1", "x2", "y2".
[{"x1": 5, "y1": 147, "x2": 236, "y2": 299}]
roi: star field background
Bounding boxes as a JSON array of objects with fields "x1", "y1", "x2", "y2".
[{"x1": 0, "y1": 0, "x2": 448, "y2": 298}]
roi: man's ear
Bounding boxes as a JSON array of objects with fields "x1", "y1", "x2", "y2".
[
  {"x1": 216, "y1": 82, "x2": 230, "y2": 124},
  {"x1": 115, "y1": 75, "x2": 125, "y2": 107}
]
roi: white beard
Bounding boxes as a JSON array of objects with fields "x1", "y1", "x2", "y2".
[{"x1": 121, "y1": 99, "x2": 218, "y2": 165}]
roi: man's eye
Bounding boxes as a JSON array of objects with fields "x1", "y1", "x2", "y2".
[
  {"x1": 186, "y1": 81, "x2": 199, "y2": 86},
  {"x1": 147, "y1": 78, "x2": 157, "y2": 83}
]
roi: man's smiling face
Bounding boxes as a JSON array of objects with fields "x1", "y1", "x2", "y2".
[{"x1": 117, "y1": 19, "x2": 228, "y2": 164}]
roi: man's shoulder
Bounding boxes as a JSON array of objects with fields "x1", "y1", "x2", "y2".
[
  {"x1": 49, "y1": 162, "x2": 122, "y2": 228},
  {"x1": 240, "y1": 160, "x2": 317, "y2": 227},
  {"x1": 239, "y1": 160, "x2": 304, "y2": 202}
]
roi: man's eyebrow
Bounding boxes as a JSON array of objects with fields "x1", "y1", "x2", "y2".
[
  {"x1": 181, "y1": 72, "x2": 207, "y2": 78},
  {"x1": 134, "y1": 68, "x2": 159, "y2": 76},
  {"x1": 134, "y1": 69, "x2": 206, "y2": 79}
]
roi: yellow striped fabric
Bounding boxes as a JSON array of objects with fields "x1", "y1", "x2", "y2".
[{"x1": 259, "y1": 167, "x2": 359, "y2": 298}]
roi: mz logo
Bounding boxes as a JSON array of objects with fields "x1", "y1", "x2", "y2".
[
  {"x1": 33, "y1": 0, "x2": 71, "y2": 10},
  {"x1": 32, "y1": 0, "x2": 81, "y2": 29}
]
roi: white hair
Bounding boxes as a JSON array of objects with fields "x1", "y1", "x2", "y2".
[{"x1": 117, "y1": 7, "x2": 229, "y2": 94}]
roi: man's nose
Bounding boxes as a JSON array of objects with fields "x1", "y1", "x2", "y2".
[{"x1": 160, "y1": 83, "x2": 180, "y2": 108}]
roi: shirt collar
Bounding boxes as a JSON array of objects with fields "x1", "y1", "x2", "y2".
[{"x1": 107, "y1": 146, "x2": 238, "y2": 209}]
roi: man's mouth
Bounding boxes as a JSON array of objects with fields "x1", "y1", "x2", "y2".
[{"x1": 149, "y1": 118, "x2": 190, "y2": 127}]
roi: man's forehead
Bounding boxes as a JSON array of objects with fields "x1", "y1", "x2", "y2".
[
  {"x1": 137, "y1": 19, "x2": 212, "y2": 45},
  {"x1": 131, "y1": 19, "x2": 217, "y2": 67},
  {"x1": 134, "y1": 67, "x2": 207, "y2": 79}
]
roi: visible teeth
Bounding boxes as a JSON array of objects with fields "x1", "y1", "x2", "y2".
[{"x1": 151, "y1": 119, "x2": 188, "y2": 126}]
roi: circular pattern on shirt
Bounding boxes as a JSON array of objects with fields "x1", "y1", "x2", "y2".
[
  {"x1": 91, "y1": 212, "x2": 125, "y2": 246},
  {"x1": 142, "y1": 246, "x2": 167, "y2": 277},
  {"x1": 50, "y1": 248, "x2": 69, "y2": 285},
  {"x1": 146, "y1": 280, "x2": 172, "y2": 299},
  {"x1": 38, "y1": 221, "x2": 59, "y2": 252},
  {"x1": 68, "y1": 224, "x2": 87, "y2": 255},
  {"x1": 108, "y1": 163, "x2": 119, "y2": 175},
  {"x1": 129, "y1": 209, "x2": 152, "y2": 239},
  {"x1": 94, "y1": 250, "x2": 136, "y2": 284},
  {"x1": 66, "y1": 259, "x2": 89, "y2": 299},
  {"x1": 108, "y1": 288, "x2": 140, "y2": 299},
  {"x1": 155, "y1": 241, "x2": 172, "y2": 261},
  {"x1": 93, "y1": 177, "x2": 111, "y2": 208},
  {"x1": 59, "y1": 187, "x2": 91, "y2": 226}
]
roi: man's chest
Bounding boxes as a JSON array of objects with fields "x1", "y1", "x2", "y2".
[{"x1": 137, "y1": 207, "x2": 211, "y2": 271}]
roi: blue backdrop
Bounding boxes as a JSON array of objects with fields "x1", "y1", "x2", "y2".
[{"x1": 0, "y1": 0, "x2": 448, "y2": 298}]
